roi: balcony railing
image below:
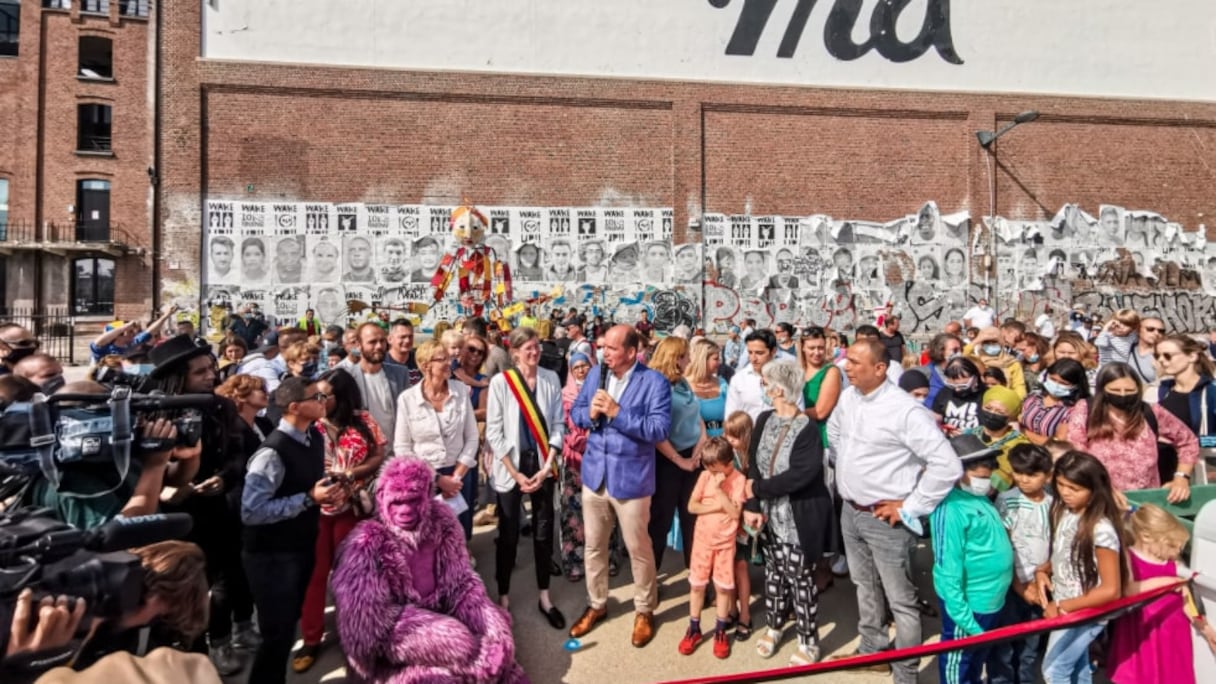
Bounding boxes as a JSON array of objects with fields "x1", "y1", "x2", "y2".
[
  {"x1": 77, "y1": 135, "x2": 112, "y2": 153},
  {"x1": 0, "y1": 220, "x2": 139, "y2": 248}
]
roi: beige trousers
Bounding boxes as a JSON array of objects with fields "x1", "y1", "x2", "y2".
[{"x1": 581, "y1": 484, "x2": 657, "y2": 614}]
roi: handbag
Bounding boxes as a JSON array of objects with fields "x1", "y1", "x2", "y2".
[{"x1": 741, "y1": 418, "x2": 794, "y2": 566}]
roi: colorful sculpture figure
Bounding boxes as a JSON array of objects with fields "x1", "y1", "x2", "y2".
[
  {"x1": 332, "y1": 458, "x2": 528, "y2": 683},
  {"x1": 430, "y1": 204, "x2": 513, "y2": 323}
]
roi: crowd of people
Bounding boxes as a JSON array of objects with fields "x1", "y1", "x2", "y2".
[{"x1": 1, "y1": 297, "x2": 1216, "y2": 683}]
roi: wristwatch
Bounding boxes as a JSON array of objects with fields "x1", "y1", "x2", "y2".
[{"x1": 1174, "y1": 471, "x2": 1191, "y2": 480}]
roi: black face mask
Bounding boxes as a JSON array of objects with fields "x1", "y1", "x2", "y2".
[
  {"x1": 2, "y1": 344, "x2": 37, "y2": 366},
  {"x1": 41, "y1": 374, "x2": 66, "y2": 395},
  {"x1": 1104, "y1": 392, "x2": 1141, "y2": 412},
  {"x1": 978, "y1": 408, "x2": 1009, "y2": 431}
]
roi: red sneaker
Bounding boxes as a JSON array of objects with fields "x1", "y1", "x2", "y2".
[
  {"x1": 713, "y1": 630, "x2": 731, "y2": 659},
  {"x1": 677, "y1": 627, "x2": 703, "y2": 655}
]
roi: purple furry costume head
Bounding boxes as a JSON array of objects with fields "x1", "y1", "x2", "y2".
[{"x1": 331, "y1": 457, "x2": 528, "y2": 683}]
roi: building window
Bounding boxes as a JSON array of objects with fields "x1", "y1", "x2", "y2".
[
  {"x1": 72, "y1": 257, "x2": 115, "y2": 316},
  {"x1": 76, "y1": 179, "x2": 110, "y2": 241},
  {"x1": 43, "y1": 1, "x2": 70, "y2": 10},
  {"x1": 119, "y1": 0, "x2": 148, "y2": 18},
  {"x1": 77, "y1": 104, "x2": 112, "y2": 153},
  {"x1": 79, "y1": 36, "x2": 113, "y2": 79},
  {"x1": 81, "y1": 0, "x2": 108, "y2": 15},
  {"x1": 0, "y1": 1, "x2": 19, "y2": 58}
]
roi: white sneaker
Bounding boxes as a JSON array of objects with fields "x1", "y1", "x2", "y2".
[
  {"x1": 831, "y1": 555, "x2": 849, "y2": 576},
  {"x1": 209, "y1": 641, "x2": 242, "y2": 676}
]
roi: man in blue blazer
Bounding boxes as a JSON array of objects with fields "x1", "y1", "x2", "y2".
[{"x1": 567, "y1": 324, "x2": 671, "y2": 648}]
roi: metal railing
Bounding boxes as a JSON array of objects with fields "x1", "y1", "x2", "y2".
[
  {"x1": 0, "y1": 307, "x2": 77, "y2": 364},
  {"x1": 77, "y1": 134, "x2": 112, "y2": 153},
  {"x1": 0, "y1": 220, "x2": 139, "y2": 246}
]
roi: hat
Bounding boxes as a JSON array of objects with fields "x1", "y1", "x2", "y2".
[
  {"x1": 254, "y1": 330, "x2": 280, "y2": 354},
  {"x1": 104, "y1": 320, "x2": 126, "y2": 333},
  {"x1": 122, "y1": 343, "x2": 153, "y2": 361},
  {"x1": 898, "y1": 371, "x2": 930, "y2": 393},
  {"x1": 949, "y1": 433, "x2": 1000, "y2": 463},
  {"x1": 729, "y1": 325, "x2": 741, "y2": 335},
  {"x1": 148, "y1": 334, "x2": 214, "y2": 378},
  {"x1": 983, "y1": 385, "x2": 1023, "y2": 419}
]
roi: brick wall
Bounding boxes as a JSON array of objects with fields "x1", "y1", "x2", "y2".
[{"x1": 157, "y1": 2, "x2": 1216, "y2": 314}]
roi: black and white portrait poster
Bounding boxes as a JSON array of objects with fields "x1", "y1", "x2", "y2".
[
  {"x1": 310, "y1": 203, "x2": 336, "y2": 233},
  {"x1": 311, "y1": 284, "x2": 347, "y2": 327},
  {"x1": 630, "y1": 208, "x2": 656, "y2": 244},
  {"x1": 489, "y1": 207, "x2": 511, "y2": 239},
  {"x1": 638, "y1": 241, "x2": 671, "y2": 284},
  {"x1": 702, "y1": 213, "x2": 726, "y2": 247},
  {"x1": 377, "y1": 235, "x2": 410, "y2": 284},
  {"x1": 729, "y1": 215, "x2": 753, "y2": 249},
  {"x1": 238, "y1": 224, "x2": 271, "y2": 288},
  {"x1": 306, "y1": 235, "x2": 341, "y2": 283},
  {"x1": 397, "y1": 205, "x2": 422, "y2": 240},
  {"x1": 514, "y1": 241, "x2": 545, "y2": 282},
  {"x1": 272, "y1": 234, "x2": 306, "y2": 285},
  {"x1": 341, "y1": 234, "x2": 376, "y2": 283},
  {"x1": 543, "y1": 236, "x2": 580, "y2": 283},
  {"x1": 672, "y1": 243, "x2": 702, "y2": 285},
  {"x1": 207, "y1": 201, "x2": 235, "y2": 234},
  {"x1": 274, "y1": 285, "x2": 308, "y2": 321}
]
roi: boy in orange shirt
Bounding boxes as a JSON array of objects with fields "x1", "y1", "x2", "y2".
[{"x1": 679, "y1": 437, "x2": 747, "y2": 659}]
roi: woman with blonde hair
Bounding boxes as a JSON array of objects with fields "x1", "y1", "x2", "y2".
[
  {"x1": 648, "y1": 336, "x2": 708, "y2": 572},
  {"x1": 688, "y1": 338, "x2": 729, "y2": 437}
]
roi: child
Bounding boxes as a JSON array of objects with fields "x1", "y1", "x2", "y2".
[
  {"x1": 1035, "y1": 451, "x2": 1124, "y2": 684},
  {"x1": 1108, "y1": 504, "x2": 1207, "y2": 683},
  {"x1": 931, "y1": 434, "x2": 1015, "y2": 684},
  {"x1": 988, "y1": 444, "x2": 1055, "y2": 684},
  {"x1": 722, "y1": 411, "x2": 754, "y2": 641},
  {"x1": 679, "y1": 437, "x2": 747, "y2": 659},
  {"x1": 1093, "y1": 308, "x2": 1140, "y2": 366},
  {"x1": 965, "y1": 385, "x2": 1031, "y2": 492}
]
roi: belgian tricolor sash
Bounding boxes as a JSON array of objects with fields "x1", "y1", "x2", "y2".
[{"x1": 502, "y1": 369, "x2": 554, "y2": 475}]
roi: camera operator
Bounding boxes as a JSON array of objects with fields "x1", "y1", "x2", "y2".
[
  {"x1": 23, "y1": 381, "x2": 200, "y2": 530},
  {"x1": 140, "y1": 335, "x2": 253, "y2": 674}
]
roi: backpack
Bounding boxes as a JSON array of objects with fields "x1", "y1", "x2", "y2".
[{"x1": 539, "y1": 340, "x2": 567, "y2": 383}]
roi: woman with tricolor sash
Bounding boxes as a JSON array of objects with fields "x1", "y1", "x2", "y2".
[{"x1": 487, "y1": 326, "x2": 568, "y2": 629}]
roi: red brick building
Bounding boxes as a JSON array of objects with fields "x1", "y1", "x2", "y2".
[{"x1": 0, "y1": 0, "x2": 152, "y2": 333}]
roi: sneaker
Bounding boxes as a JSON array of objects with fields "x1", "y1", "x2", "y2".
[
  {"x1": 712, "y1": 630, "x2": 731, "y2": 659},
  {"x1": 789, "y1": 644, "x2": 821, "y2": 666},
  {"x1": 831, "y1": 555, "x2": 849, "y2": 576},
  {"x1": 209, "y1": 641, "x2": 242, "y2": 677},
  {"x1": 231, "y1": 622, "x2": 261, "y2": 650},
  {"x1": 677, "y1": 626, "x2": 703, "y2": 655}
]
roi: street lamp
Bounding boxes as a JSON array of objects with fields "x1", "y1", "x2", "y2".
[{"x1": 976, "y1": 110, "x2": 1039, "y2": 310}]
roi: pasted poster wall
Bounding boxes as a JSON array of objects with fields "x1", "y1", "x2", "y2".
[
  {"x1": 202, "y1": 201, "x2": 701, "y2": 333},
  {"x1": 201, "y1": 200, "x2": 1216, "y2": 336}
]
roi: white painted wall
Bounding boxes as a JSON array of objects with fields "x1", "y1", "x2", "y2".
[{"x1": 201, "y1": 0, "x2": 1216, "y2": 102}]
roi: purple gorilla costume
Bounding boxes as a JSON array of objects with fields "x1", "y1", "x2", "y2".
[{"x1": 332, "y1": 457, "x2": 527, "y2": 683}]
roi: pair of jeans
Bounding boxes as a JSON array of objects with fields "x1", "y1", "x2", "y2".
[
  {"x1": 840, "y1": 503, "x2": 922, "y2": 684},
  {"x1": 494, "y1": 449, "x2": 554, "y2": 597},
  {"x1": 1041, "y1": 622, "x2": 1105, "y2": 684},
  {"x1": 437, "y1": 463, "x2": 478, "y2": 539},
  {"x1": 243, "y1": 550, "x2": 315, "y2": 684},
  {"x1": 647, "y1": 446, "x2": 698, "y2": 570},
  {"x1": 299, "y1": 510, "x2": 360, "y2": 646},
  {"x1": 987, "y1": 589, "x2": 1044, "y2": 684},
  {"x1": 938, "y1": 603, "x2": 1002, "y2": 684}
]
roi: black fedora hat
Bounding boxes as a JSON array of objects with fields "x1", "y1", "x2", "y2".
[{"x1": 148, "y1": 334, "x2": 214, "y2": 378}]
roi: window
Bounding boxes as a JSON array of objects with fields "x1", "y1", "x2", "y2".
[
  {"x1": 76, "y1": 179, "x2": 110, "y2": 241},
  {"x1": 77, "y1": 104, "x2": 112, "y2": 152},
  {"x1": 81, "y1": 0, "x2": 108, "y2": 15},
  {"x1": 0, "y1": 1, "x2": 19, "y2": 58},
  {"x1": 72, "y1": 257, "x2": 115, "y2": 315},
  {"x1": 119, "y1": 0, "x2": 148, "y2": 18},
  {"x1": 79, "y1": 36, "x2": 112, "y2": 79},
  {"x1": 43, "y1": 1, "x2": 71, "y2": 10}
]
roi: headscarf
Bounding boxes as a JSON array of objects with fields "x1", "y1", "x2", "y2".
[{"x1": 563, "y1": 352, "x2": 592, "y2": 407}]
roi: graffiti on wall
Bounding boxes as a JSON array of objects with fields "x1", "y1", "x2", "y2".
[{"x1": 201, "y1": 200, "x2": 701, "y2": 333}]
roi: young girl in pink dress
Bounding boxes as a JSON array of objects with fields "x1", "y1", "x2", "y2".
[{"x1": 1108, "y1": 503, "x2": 1198, "y2": 683}]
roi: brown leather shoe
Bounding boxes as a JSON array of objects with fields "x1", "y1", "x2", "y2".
[
  {"x1": 631, "y1": 612, "x2": 655, "y2": 648},
  {"x1": 568, "y1": 606, "x2": 607, "y2": 638}
]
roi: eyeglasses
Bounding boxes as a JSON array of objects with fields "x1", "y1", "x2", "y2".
[
  {"x1": 1143, "y1": 326, "x2": 1165, "y2": 333},
  {"x1": 1155, "y1": 352, "x2": 1176, "y2": 362},
  {"x1": 311, "y1": 392, "x2": 331, "y2": 403},
  {"x1": 0, "y1": 338, "x2": 39, "y2": 349}
]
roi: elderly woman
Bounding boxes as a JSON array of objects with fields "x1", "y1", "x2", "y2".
[
  {"x1": 393, "y1": 339, "x2": 479, "y2": 538},
  {"x1": 486, "y1": 327, "x2": 566, "y2": 628},
  {"x1": 970, "y1": 327, "x2": 1026, "y2": 398},
  {"x1": 648, "y1": 337, "x2": 707, "y2": 573},
  {"x1": 742, "y1": 360, "x2": 836, "y2": 666}
]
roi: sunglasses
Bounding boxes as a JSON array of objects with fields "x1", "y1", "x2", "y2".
[
  {"x1": 1142, "y1": 326, "x2": 1165, "y2": 333},
  {"x1": 466, "y1": 346, "x2": 486, "y2": 355},
  {"x1": 1154, "y1": 352, "x2": 1177, "y2": 362}
]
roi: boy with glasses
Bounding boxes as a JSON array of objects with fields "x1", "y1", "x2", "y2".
[{"x1": 242, "y1": 376, "x2": 344, "y2": 684}]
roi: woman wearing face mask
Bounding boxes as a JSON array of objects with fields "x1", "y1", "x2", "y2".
[
  {"x1": 1067, "y1": 362, "x2": 1198, "y2": 501},
  {"x1": 1017, "y1": 332, "x2": 1049, "y2": 395},
  {"x1": 1154, "y1": 334, "x2": 1216, "y2": 485},
  {"x1": 280, "y1": 341, "x2": 321, "y2": 381},
  {"x1": 1020, "y1": 359, "x2": 1090, "y2": 445},
  {"x1": 970, "y1": 327, "x2": 1027, "y2": 398},
  {"x1": 933, "y1": 356, "x2": 986, "y2": 436},
  {"x1": 963, "y1": 386, "x2": 1030, "y2": 492}
]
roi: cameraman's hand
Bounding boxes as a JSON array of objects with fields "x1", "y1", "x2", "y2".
[
  {"x1": 140, "y1": 418, "x2": 178, "y2": 466},
  {"x1": 5, "y1": 589, "x2": 86, "y2": 658},
  {"x1": 193, "y1": 475, "x2": 224, "y2": 497}
]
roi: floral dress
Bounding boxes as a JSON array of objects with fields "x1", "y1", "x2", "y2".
[{"x1": 319, "y1": 410, "x2": 386, "y2": 516}]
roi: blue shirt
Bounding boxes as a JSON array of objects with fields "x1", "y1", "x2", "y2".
[
  {"x1": 697, "y1": 377, "x2": 729, "y2": 437},
  {"x1": 89, "y1": 331, "x2": 151, "y2": 363},
  {"x1": 241, "y1": 419, "x2": 313, "y2": 526},
  {"x1": 669, "y1": 379, "x2": 703, "y2": 451}
]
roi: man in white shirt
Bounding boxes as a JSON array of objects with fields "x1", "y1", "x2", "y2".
[
  {"x1": 566, "y1": 320, "x2": 593, "y2": 363},
  {"x1": 962, "y1": 298, "x2": 997, "y2": 330},
  {"x1": 827, "y1": 339, "x2": 961, "y2": 684},
  {"x1": 1035, "y1": 306, "x2": 1057, "y2": 339},
  {"x1": 725, "y1": 329, "x2": 776, "y2": 421}
]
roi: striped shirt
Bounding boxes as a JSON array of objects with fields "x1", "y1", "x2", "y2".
[
  {"x1": 1019, "y1": 392, "x2": 1073, "y2": 440},
  {"x1": 1094, "y1": 330, "x2": 1137, "y2": 366},
  {"x1": 996, "y1": 488, "x2": 1054, "y2": 583}
]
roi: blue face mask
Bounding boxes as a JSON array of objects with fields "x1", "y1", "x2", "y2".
[
  {"x1": 300, "y1": 361, "x2": 318, "y2": 378},
  {"x1": 1043, "y1": 378, "x2": 1075, "y2": 398},
  {"x1": 1026, "y1": 354, "x2": 1040, "y2": 364},
  {"x1": 128, "y1": 363, "x2": 154, "y2": 376},
  {"x1": 981, "y1": 343, "x2": 1002, "y2": 356}
]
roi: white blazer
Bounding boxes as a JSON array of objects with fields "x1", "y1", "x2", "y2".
[{"x1": 486, "y1": 367, "x2": 565, "y2": 493}]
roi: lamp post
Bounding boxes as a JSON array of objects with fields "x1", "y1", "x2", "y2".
[{"x1": 976, "y1": 110, "x2": 1039, "y2": 311}]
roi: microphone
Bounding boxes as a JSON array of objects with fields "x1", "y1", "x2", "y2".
[
  {"x1": 594, "y1": 362, "x2": 610, "y2": 430},
  {"x1": 41, "y1": 513, "x2": 194, "y2": 558}
]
